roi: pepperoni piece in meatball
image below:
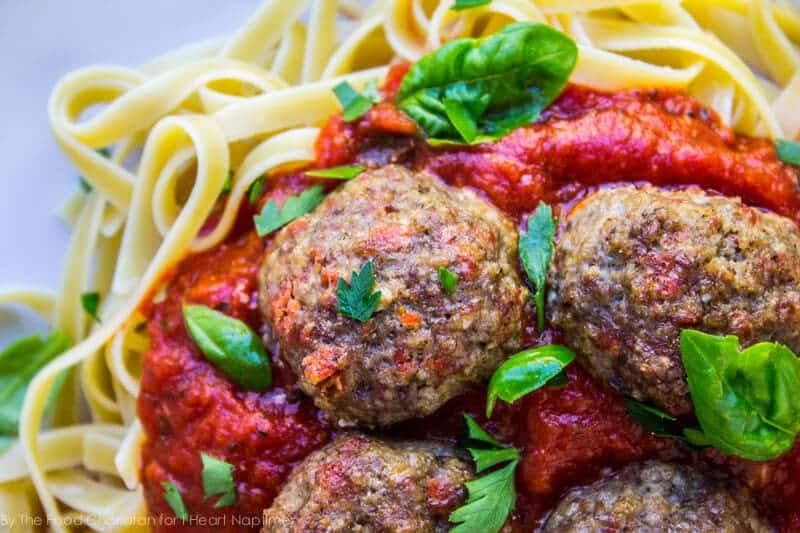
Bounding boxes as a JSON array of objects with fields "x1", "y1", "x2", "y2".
[
  {"x1": 260, "y1": 165, "x2": 528, "y2": 426},
  {"x1": 548, "y1": 186, "x2": 800, "y2": 415},
  {"x1": 262, "y1": 433, "x2": 472, "y2": 533}
]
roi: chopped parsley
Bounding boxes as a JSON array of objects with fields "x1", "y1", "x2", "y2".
[
  {"x1": 519, "y1": 203, "x2": 556, "y2": 332},
  {"x1": 776, "y1": 138, "x2": 800, "y2": 167},
  {"x1": 80, "y1": 292, "x2": 101, "y2": 323},
  {"x1": 305, "y1": 165, "x2": 365, "y2": 180},
  {"x1": 248, "y1": 177, "x2": 265, "y2": 205},
  {"x1": 438, "y1": 267, "x2": 458, "y2": 295},
  {"x1": 220, "y1": 171, "x2": 233, "y2": 196},
  {"x1": 201, "y1": 452, "x2": 237, "y2": 508},
  {"x1": 337, "y1": 261, "x2": 382, "y2": 323},
  {"x1": 333, "y1": 81, "x2": 378, "y2": 122},
  {"x1": 452, "y1": 0, "x2": 492, "y2": 10},
  {"x1": 253, "y1": 184, "x2": 326, "y2": 236},
  {"x1": 162, "y1": 481, "x2": 189, "y2": 520},
  {"x1": 450, "y1": 415, "x2": 519, "y2": 533}
]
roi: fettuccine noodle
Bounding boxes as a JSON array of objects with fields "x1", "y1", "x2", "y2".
[{"x1": 1, "y1": 0, "x2": 798, "y2": 530}]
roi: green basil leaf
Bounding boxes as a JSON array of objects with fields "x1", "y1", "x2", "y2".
[
  {"x1": 452, "y1": 0, "x2": 492, "y2": 11},
  {"x1": 486, "y1": 344, "x2": 574, "y2": 417},
  {"x1": 305, "y1": 165, "x2": 365, "y2": 180},
  {"x1": 183, "y1": 305, "x2": 272, "y2": 391},
  {"x1": 0, "y1": 332, "x2": 70, "y2": 436},
  {"x1": 334, "y1": 81, "x2": 374, "y2": 122},
  {"x1": 201, "y1": 452, "x2": 237, "y2": 508},
  {"x1": 397, "y1": 22, "x2": 577, "y2": 143},
  {"x1": 519, "y1": 203, "x2": 556, "y2": 332},
  {"x1": 776, "y1": 138, "x2": 800, "y2": 167},
  {"x1": 438, "y1": 267, "x2": 458, "y2": 295},
  {"x1": 81, "y1": 292, "x2": 101, "y2": 324},
  {"x1": 680, "y1": 329, "x2": 800, "y2": 461},
  {"x1": 683, "y1": 427, "x2": 712, "y2": 447},
  {"x1": 254, "y1": 184, "x2": 326, "y2": 236},
  {"x1": 248, "y1": 177, "x2": 265, "y2": 205},
  {"x1": 624, "y1": 398, "x2": 706, "y2": 452},
  {"x1": 337, "y1": 261, "x2": 382, "y2": 323},
  {"x1": 162, "y1": 481, "x2": 189, "y2": 520}
]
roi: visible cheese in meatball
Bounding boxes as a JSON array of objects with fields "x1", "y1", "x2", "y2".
[
  {"x1": 262, "y1": 433, "x2": 473, "y2": 533},
  {"x1": 260, "y1": 165, "x2": 528, "y2": 426},
  {"x1": 542, "y1": 461, "x2": 770, "y2": 532},
  {"x1": 548, "y1": 186, "x2": 800, "y2": 415}
]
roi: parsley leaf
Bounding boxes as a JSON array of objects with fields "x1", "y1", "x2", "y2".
[
  {"x1": 776, "y1": 138, "x2": 800, "y2": 166},
  {"x1": 81, "y1": 292, "x2": 101, "y2": 324},
  {"x1": 78, "y1": 147, "x2": 111, "y2": 192},
  {"x1": 254, "y1": 184, "x2": 326, "y2": 236},
  {"x1": 337, "y1": 261, "x2": 382, "y2": 322},
  {"x1": 0, "y1": 332, "x2": 70, "y2": 439},
  {"x1": 452, "y1": 0, "x2": 492, "y2": 10},
  {"x1": 438, "y1": 267, "x2": 458, "y2": 295},
  {"x1": 450, "y1": 415, "x2": 519, "y2": 533},
  {"x1": 201, "y1": 452, "x2": 237, "y2": 508},
  {"x1": 334, "y1": 81, "x2": 377, "y2": 122},
  {"x1": 162, "y1": 481, "x2": 189, "y2": 520},
  {"x1": 248, "y1": 177, "x2": 265, "y2": 205},
  {"x1": 305, "y1": 165, "x2": 365, "y2": 180},
  {"x1": 519, "y1": 203, "x2": 556, "y2": 332}
]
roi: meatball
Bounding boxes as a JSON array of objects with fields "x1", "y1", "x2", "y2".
[
  {"x1": 260, "y1": 165, "x2": 527, "y2": 426},
  {"x1": 262, "y1": 433, "x2": 472, "y2": 533},
  {"x1": 548, "y1": 186, "x2": 800, "y2": 415},
  {"x1": 542, "y1": 461, "x2": 770, "y2": 532}
]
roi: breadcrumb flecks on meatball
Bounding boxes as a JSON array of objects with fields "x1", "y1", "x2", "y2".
[
  {"x1": 261, "y1": 433, "x2": 473, "y2": 533},
  {"x1": 548, "y1": 185, "x2": 800, "y2": 415},
  {"x1": 542, "y1": 461, "x2": 770, "y2": 532},
  {"x1": 259, "y1": 165, "x2": 528, "y2": 427}
]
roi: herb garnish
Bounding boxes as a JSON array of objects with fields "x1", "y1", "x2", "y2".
[
  {"x1": 397, "y1": 22, "x2": 577, "y2": 144},
  {"x1": 253, "y1": 184, "x2": 325, "y2": 236},
  {"x1": 337, "y1": 261, "x2": 382, "y2": 323},
  {"x1": 201, "y1": 452, "x2": 237, "y2": 508},
  {"x1": 452, "y1": 0, "x2": 492, "y2": 11},
  {"x1": 776, "y1": 138, "x2": 800, "y2": 166},
  {"x1": 0, "y1": 332, "x2": 70, "y2": 449},
  {"x1": 183, "y1": 305, "x2": 272, "y2": 391},
  {"x1": 519, "y1": 203, "x2": 556, "y2": 332},
  {"x1": 305, "y1": 165, "x2": 365, "y2": 180},
  {"x1": 438, "y1": 267, "x2": 458, "y2": 295},
  {"x1": 81, "y1": 292, "x2": 101, "y2": 323},
  {"x1": 680, "y1": 329, "x2": 800, "y2": 461},
  {"x1": 248, "y1": 177, "x2": 265, "y2": 205},
  {"x1": 162, "y1": 481, "x2": 189, "y2": 520},
  {"x1": 220, "y1": 171, "x2": 233, "y2": 196},
  {"x1": 624, "y1": 398, "x2": 706, "y2": 452},
  {"x1": 334, "y1": 81, "x2": 380, "y2": 123},
  {"x1": 486, "y1": 345, "x2": 574, "y2": 417},
  {"x1": 450, "y1": 414, "x2": 519, "y2": 533}
]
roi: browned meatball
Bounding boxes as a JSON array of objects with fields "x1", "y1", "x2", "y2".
[
  {"x1": 260, "y1": 165, "x2": 527, "y2": 426},
  {"x1": 262, "y1": 433, "x2": 472, "y2": 533},
  {"x1": 548, "y1": 186, "x2": 800, "y2": 415},
  {"x1": 542, "y1": 461, "x2": 770, "y2": 532}
]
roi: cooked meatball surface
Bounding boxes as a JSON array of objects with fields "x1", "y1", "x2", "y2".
[
  {"x1": 548, "y1": 186, "x2": 800, "y2": 415},
  {"x1": 542, "y1": 461, "x2": 770, "y2": 532},
  {"x1": 260, "y1": 165, "x2": 527, "y2": 426},
  {"x1": 262, "y1": 433, "x2": 472, "y2": 533}
]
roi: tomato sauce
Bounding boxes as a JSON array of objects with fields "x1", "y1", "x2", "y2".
[{"x1": 139, "y1": 63, "x2": 800, "y2": 531}]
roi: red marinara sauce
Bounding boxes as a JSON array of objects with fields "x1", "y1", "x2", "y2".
[{"x1": 139, "y1": 63, "x2": 800, "y2": 531}]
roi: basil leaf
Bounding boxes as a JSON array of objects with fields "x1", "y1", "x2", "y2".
[
  {"x1": 183, "y1": 305, "x2": 272, "y2": 391},
  {"x1": 248, "y1": 177, "x2": 265, "y2": 205},
  {"x1": 486, "y1": 344, "x2": 574, "y2": 417},
  {"x1": 680, "y1": 329, "x2": 800, "y2": 461},
  {"x1": 254, "y1": 184, "x2": 326, "y2": 236},
  {"x1": 776, "y1": 138, "x2": 800, "y2": 166},
  {"x1": 438, "y1": 267, "x2": 458, "y2": 295},
  {"x1": 337, "y1": 261, "x2": 382, "y2": 323},
  {"x1": 334, "y1": 81, "x2": 374, "y2": 122},
  {"x1": 519, "y1": 203, "x2": 556, "y2": 332},
  {"x1": 452, "y1": 0, "x2": 492, "y2": 10},
  {"x1": 201, "y1": 452, "x2": 237, "y2": 508},
  {"x1": 162, "y1": 481, "x2": 189, "y2": 521},
  {"x1": 305, "y1": 165, "x2": 365, "y2": 180},
  {"x1": 0, "y1": 332, "x2": 70, "y2": 436},
  {"x1": 397, "y1": 22, "x2": 577, "y2": 143},
  {"x1": 624, "y1": 398, "x2": 707, "y2": 452},
  {"x1": 81, "y1": 292, "x2": 101, "y2": 323},
  {"x1": 451, "y1": 414, "x2": 519, "y2": 533}
]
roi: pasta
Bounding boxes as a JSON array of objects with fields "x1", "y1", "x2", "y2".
[{"x1": 1, "y1": 0, "x2": 799, "y2": 530}]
